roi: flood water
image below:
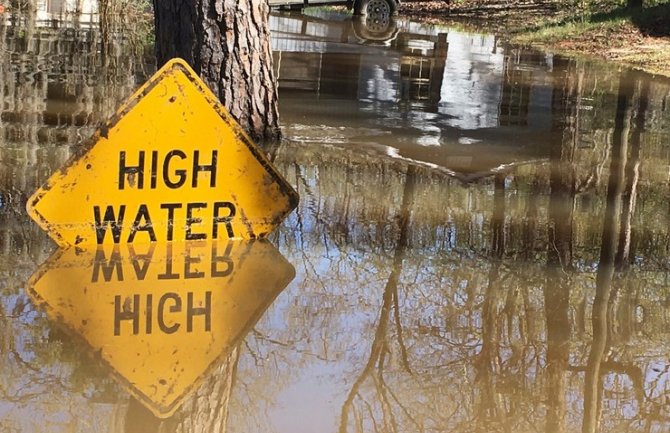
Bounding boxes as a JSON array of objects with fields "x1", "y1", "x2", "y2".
[{"x1": 1, "y1": 7, "x2": 670, "y2": 433}]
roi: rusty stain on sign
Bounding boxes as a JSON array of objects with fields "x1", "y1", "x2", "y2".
[{"x1": 26, "y1": 58, "x2": 299, "y2": 247}]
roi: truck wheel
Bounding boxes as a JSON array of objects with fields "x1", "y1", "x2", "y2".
[
  {"x1": 352, "y1": 15, "x2": 399, "y2": 43},
  {"x1": 354, "y1": 0, "x2": 397, "y2": 18}
]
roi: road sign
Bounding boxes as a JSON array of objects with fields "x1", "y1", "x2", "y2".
[
  {"x1": 27, "y1": 58, "x2": 298, "y2": 247},
  {"x1": 27, "y1": 240, "x2": 295, "y2": 418}
]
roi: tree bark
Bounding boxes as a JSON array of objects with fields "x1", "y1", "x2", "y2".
[
  {"x1": 173, "y1": 348, "x2": 239, "y2": 433},
  {"x1": 123, "y1": 348, "x2": 239, "y2": 433},
  {"x1": 153, "y1": 0, "x2": 281, "y2": 144}
]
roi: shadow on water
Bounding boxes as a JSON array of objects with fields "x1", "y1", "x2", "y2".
[{"x1": 0, "y1": 5, "x2": 670, "y2": 433}]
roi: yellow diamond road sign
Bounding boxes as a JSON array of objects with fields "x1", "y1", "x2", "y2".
[
  {"x1": 27, "y1": 240, "x2": 295, "y2": 418},
  {"x1": 27, "y1": 58, "x2": 298, "y2": 247}
]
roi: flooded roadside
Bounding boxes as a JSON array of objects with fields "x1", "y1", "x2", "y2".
[{"x1": 1, "y1": 6, "x2": 670, "y2": 433}]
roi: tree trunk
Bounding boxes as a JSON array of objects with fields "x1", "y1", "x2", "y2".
[
  {"x1": 544, "y1": 55, "x2": 576, "y2": 433},
  {"x1": 172, "y1": 348, "x2": 239, "y2": 433},
  {"x1": 615, "y1": 73, "x2": 648, "y2": 272},
  {"x1": 123, "y1": 348, "x2": 239, "y2": 433},
  {"x1": 153, "y1": 0, "x2": 281, "y2": 144},
  {"x1": 582, "y1": 71, "x2": 632, "y2": 433}
]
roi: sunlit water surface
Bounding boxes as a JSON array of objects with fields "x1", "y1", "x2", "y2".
[{"x1": 1, "y1": 7, "x2": 670, "y2": 433}]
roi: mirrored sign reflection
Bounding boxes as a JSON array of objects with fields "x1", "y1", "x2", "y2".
[{"x1": 26, "y1": 240, "x2": 295, "y2": 419}]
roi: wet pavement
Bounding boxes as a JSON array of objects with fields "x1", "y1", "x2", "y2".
[{"x1": 1, "y1": 6, "x2": 670, "y2": 433}]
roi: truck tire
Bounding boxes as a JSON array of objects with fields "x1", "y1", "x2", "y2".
[
  {"x1": 352, "y1": 15, "x2": 399, "y2": 43},
  {"x1": 354, "y1": 0, "x2": 398, "y2": 17}
]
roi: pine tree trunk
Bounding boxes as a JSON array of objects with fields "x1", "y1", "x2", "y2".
[
  {"x1": 153, "y1": 0, "x2": 281, "y2": 144},
  {"x1": 173, "y1": 348, "x2": 239, "y2": 433},
  {"x1": 123, "y1": 348, "x2": 239, "y2": 433}
]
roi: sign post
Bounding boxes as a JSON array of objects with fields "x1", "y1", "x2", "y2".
[{"x1": 27, "y1": 58, "x2": 298, "y2": 247}]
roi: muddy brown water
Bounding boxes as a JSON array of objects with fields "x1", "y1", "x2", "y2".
[{"x1": 1, "y1": 7, "x2": 670, "y2": 433}]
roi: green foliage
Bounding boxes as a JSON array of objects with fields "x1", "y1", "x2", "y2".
[{"x1": 514, "y1": 15, "x2": 627, "y2": 43}]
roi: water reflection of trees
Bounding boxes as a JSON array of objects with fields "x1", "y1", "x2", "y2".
[
  {"x1": 245, "y1": 63, "x2": 670, "y2": 431},
  {"x1": 0, "y1": 6, "x2": 153, "y2": 431},
  {"x1": 0, "y1": 2, "x2": 152, "y2": 253}
]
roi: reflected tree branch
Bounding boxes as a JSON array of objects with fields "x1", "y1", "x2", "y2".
[{"x1": 339, "y1": 166, "x2": 417, "y2": 433}]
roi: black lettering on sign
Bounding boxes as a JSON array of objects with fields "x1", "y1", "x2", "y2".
[
  {"x1": 187, "y1": 291, "x2": 211, "y2": 332},
  {"x1": 93, "y1": 202, "x2": 238, "y2": 244},
  {"x1": 157, "y1": 244, "x2": 179, "y2": 280},
  {"x1": 212, "y1": 202, "x2": 236, "y2": 239},
  {"x1": 212, "y1": 242, "x2": 234, "y2": 277},
  {"x1": 127, "y1": 204, "x2": 157, "y2": 243},
  {"x1": 114, "y1": 294, "x2": 140, "y2": 336},
  {"x1": 128, "y1": 244, "x2": 155, "y2": 281},
  {"x1": 118, "y1": 150, "x2": 218, "y2": 190},
  {"x1": 118, "y1": 151, "x2": 144, "y2": 190},
  {"x1": 184, "y1": 244, "x2": 205, "y2": 279},
  {"x1": 160, "y1": 203, "x2": 183, "y2": 241},
  {"x1": 113, "y1": 292, "x2": 213, "y2": 336},
  {"x1": 163, "y1": 150, "x2": 187, "y2": 189},
  {"x1": 92, "y1": 240, "x2": 236, "y2": 284},
  {"x1": 92, "y1": 246, "x2": 123, "y2": 282},
  {"x1": 94, "y1": 205, "x2": 125, "y2": 244},
  {"x1": 192, "y1": 150, "x2": 217, "y2": 188},
  {"x1": 185, "y1": 202, "x2": 207, "y2": 240},
  {"x1": 157, "y1": 293, "x2": 181, "y2": 334},
  {"x1": 150, "y1": 150, "x2": 159, "y2": 189},
  {"x1": 146, "y1": 293, "x2": 153, "y2": 334}
]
